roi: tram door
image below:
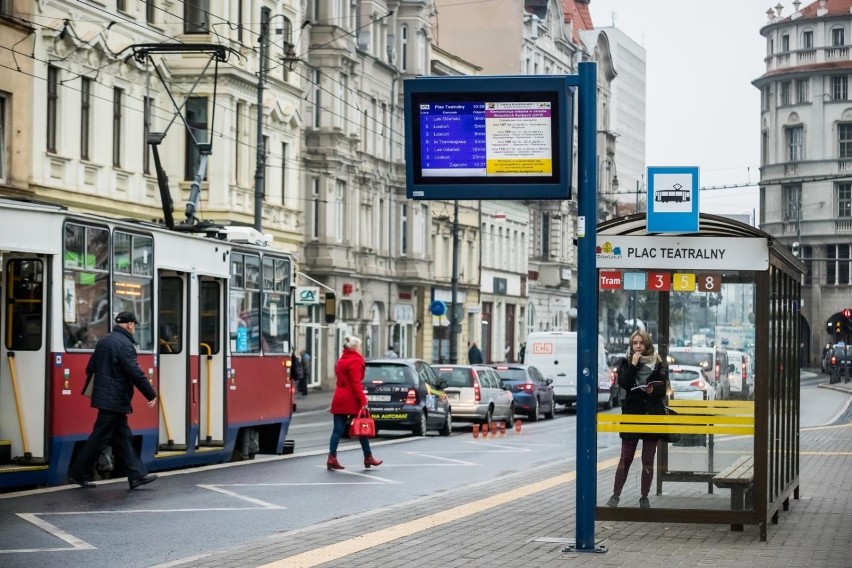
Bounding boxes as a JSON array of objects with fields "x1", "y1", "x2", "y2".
[
  {"x1": 157, "y1": 273, "x2": 188, "y2": 451},
  {"x1": 0, "y1": 257, "x2": 47, "y2": 464},
  {"x1": 198, "y1": 277, "x2": 226, "y2": 447}
]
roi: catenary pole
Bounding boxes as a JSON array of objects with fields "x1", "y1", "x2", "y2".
[{"x1": 254, "y1": 7, "x2": 270, "y2": 232}]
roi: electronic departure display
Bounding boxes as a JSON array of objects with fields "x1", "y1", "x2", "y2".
[{"x1": 404, "y1": 77, "x2": 573, "y2": 200}]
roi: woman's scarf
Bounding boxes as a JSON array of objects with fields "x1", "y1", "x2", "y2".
[{"x1": 627, "y1": 351, "x2": 658, "y2": 385}]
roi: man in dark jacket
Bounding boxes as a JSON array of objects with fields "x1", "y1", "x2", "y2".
[
  {"x1": 68, "y1": 311, "x2": 158, "y2": 489},
  {"x1": 468, "y1": 342, "x2": 484, "y2": 364}
]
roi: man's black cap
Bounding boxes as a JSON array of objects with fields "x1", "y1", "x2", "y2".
[{"x1": 115, "y1": 311, "x2": 139, "y2": 324}]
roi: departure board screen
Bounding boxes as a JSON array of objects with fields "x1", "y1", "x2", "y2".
[
  {"x1": 404, "y1": 77, "x2": 572, "y2": 200},
  {"x1": 419, "y1": 101, "x2": 553, "y2": 178}
]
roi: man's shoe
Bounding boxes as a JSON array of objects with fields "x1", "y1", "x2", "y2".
[
  {"x1": 129, "y1": 474, "x2": 158, "y2": 489},
  {"x1": 68, "y1": 475, "x2": 96, "y2": 488},
  {"x1": 606, "y1": 495, "x2": 619, "y2": 508},
  {"x1": 639, "y1": 496, "x2": 650, "y2": 509}
]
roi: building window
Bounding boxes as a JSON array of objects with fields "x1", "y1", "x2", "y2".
[
  {"x1": 184, "y1": 97, "x2": 208, "y2": 181},
  {"x1": 826, "y1": 244, "x2": 851, "y2": 285},
  {"x1": 780, "y1": 81, "x2": 791, "y2": 105},
  {"x1": 400, "y1": 25, "x2": 408, "y2": 72},
  {"x1": 803, "y1": 30, "x2": 813, "y2": 49},
  {"x1": 839, "y1": 124, "x2": 852, "y2": 159},
  {"x1": 335, "y1": 179, "x2": 345, "y2": 243},
  {"x1": 117, "y1": 0, "x2": 126, "y2": 11},
  {"x1": 783, "y1": 184, "x2": 801, "y2": 221},
  {"x1": 310, "y1": 177, "x2": 319, "y2": 240},
  {"x1": 761, "y1": 85, "x2": 770, "y2": 111},
  {"x1": 0, "y1": 93, "x2": 6, "y2": 181},
  {"x1": 184, "y1": 0, "x2": 209, "y2": 33},
  {"x1": 146, "y1": 0, "x2": 155, "y2": 24},
  {"x1": 312, "y1": 69, "x2": 322, "y2": 128},
  {"x1": 796, "y1": 79, "x2": 808, "y2": 103},
  {"x1": 781, "y1": 33, "x2": 789, "y2": 52},
  {"x1": 832, "y1": 27, "x2": 845, "y2": 46},
  {"x1": 0, "y1": 0, "x2": 11, "y2": 15},
  {"x1": 839, "y1": 183, "x2": 852, "y2": 218},
  {"x1": 540, "y1": 212, "x2": 550, "y2": 257},
  {"x1": 112, "y1": 87, "x2": 123, "y2": 167},
  {"x1": 786, "y1": 126, "x2": 803, "y2": 162},
  {"x1": 281, "y1": 142, "x2": 288, "y2": 204},
  {"x1": 47, "y1": 65, "x2": 58, "y2": 153},
  {"x1": 400, "y1": 204, "x2": 408, "y2": 256},
  {"x1": 832, "y1": 76, "x2": 848, "y2": 100},
  {"x1": 80, "y1": 78, "x2": 91, "y2": 160}
]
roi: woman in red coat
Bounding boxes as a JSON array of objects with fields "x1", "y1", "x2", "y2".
[{"x1": 327, "y1": 335, "x2": 382, "y2": 470}]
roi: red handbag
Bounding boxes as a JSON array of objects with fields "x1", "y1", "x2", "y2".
[{"x1": 349, "y1": 408, "x2": 377, "y2": 438}]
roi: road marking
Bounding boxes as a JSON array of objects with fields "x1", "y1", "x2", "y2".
[
  {"x1": 258, "y1": 456, "x2": 621, "y2": 568},
  {"x1": 0, "y1": 514, "x2": 96, "y2": 554},
  {"x1": 198, "y1": 485, "x2": 284, "y2": 508}
]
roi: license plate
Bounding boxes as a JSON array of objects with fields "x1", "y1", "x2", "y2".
[
  {"x1": 367, "y1": 394, "x2": 390, "y2": 402},
  {"x1": 447, "y1": 392, "x2": 459, "y2": 400}
]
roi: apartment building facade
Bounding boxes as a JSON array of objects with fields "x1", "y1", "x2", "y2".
[{"x1": 756, "y1": 0, "x2": 852, "y2": 364}]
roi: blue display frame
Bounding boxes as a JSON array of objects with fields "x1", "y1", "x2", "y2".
[{"x1": 404, "y1": 76, "x2": 574, "y2": 200}]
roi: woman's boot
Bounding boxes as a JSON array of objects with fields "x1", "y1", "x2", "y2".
[
  {"x1": 327, "y1": 454, "x2": 344, "y2": 470},
  {"x1": 364, "y1": 454, "x2": 383, "y2": 468}
]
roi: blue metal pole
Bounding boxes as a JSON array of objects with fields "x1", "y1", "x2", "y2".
[{"x1": 575, "y1": 61, "x2": 598, "y2": 551}]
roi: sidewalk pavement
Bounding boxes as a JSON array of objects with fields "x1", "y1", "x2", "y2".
[
  {"x1": 292, "y1": 389, "x2": 334, "y2": 415},
  {"x1": 176, "y1": 376, "x2": 852, "y2": 568}
]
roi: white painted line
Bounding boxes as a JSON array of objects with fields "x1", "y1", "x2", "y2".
[
  {"x1": 197, "y1": 485, "x2": 284, "y2": 508},
  {"x1": 316, "y1": 466, "x2": 400, "y2": 484},
  {"x1": 0, "y1": 513, "x2": 97, "y2": 553}
]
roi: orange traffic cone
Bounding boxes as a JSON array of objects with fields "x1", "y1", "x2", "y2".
[
  {"x1": 472, "y1": 424, "x2": 480, "y2": 438},
  {"x1": 491, "y1": 422, "x2": 498, "y2": 437},
  {"x1": 481, "y1": 424, "x2": 488, "y2": 438},
  {"x1": 499, "y1": 421, "x2": 506, "y2": 437},
  {"x1": 515, "y1": 419, "x2": 523, "y2": 434}
]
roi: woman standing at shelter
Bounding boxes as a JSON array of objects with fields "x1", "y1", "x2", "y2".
[
  {"x1": 606, "y1": 330, "x2": 667, "y2": 509},
  {"x1": 327, "y1": 336, "x2": 382, "y2": 470}
]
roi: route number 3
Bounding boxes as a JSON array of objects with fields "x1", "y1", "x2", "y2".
[
  {"x1": 696, "y1": 273, "x2": 721, "y2": 292},
  {"x1": 648, "y1": 271, "x2": 671, "y2": 291}
]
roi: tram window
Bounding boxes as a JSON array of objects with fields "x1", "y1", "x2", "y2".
[
  {"x1": 158, "y1": 277, "x2": 182, "y2": 354},
  {"x1": 5, "y1": 259, "x2": 44, "y2": 351},
  {"x1": 262, "y1": 257, "x2": 291, "y2": 354},
  {"x1": 113, "y1": 231, "x2": 154, "y2": 352},
  {"x1": 63, "y1": 223, "x2": 110, "y2": 350},
  {"x1": 230, "y1": 253, "x2": 261, "y2": 354},
  {"x1": 200, "y1": 281, "x2": 220, "y2": 355}
]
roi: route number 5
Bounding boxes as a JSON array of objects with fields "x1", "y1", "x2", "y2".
[{"x1": 672, "y1": 273, "x2": 695, "y2": 291}]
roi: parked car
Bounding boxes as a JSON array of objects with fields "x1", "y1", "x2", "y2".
[
  {"x1": 363, "y1": 358, "x2": 452, "y2": 436},
  {"x1": 431, "y1": 364, "x2": 515, "y2": 429},
  {"x1": 828, "y1": 344, "x2": 852, "y2": 384},
  {"x1": 668, "y1": 365, "x2": 717, "y2": 401},
  {"x1": 490, "y1": 364, "x2": 556, "y2": 421},
  {"x1": 725, "y1": 350, "x2": 752, "y2": 399},
  {"x1": 668, "y1": 346, "x2": 730, "y2": 399}
]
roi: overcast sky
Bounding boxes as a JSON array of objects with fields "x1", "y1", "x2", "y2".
[{"x1": 588, "y1": 0, "x2": 770, "y2": 218}]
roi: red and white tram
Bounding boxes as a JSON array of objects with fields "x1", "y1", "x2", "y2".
[{"x1": 0, "y1": 198, "x2": 297, "y2": 490}]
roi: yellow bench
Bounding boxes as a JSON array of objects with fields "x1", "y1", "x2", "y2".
[{"x1": 597, "y1": 399, "x2": 755, "y2": 437}]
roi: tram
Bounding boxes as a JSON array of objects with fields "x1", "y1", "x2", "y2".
[{"x1": 0, "y1": 198, "x2": 298, "y2": 490}]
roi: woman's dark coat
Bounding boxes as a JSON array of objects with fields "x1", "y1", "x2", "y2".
[{"x1": 616, "y1": 355, "x2": 668, "y2": 440}]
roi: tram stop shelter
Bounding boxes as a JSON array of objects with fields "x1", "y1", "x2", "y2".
[{"x1": 594, "y1": 213, "x2": 806, "y2": 541}]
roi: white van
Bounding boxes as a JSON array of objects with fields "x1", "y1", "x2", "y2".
[
  {"x1": 725, "y1": 350, "x2": 752, "y2": 399},
  {"x1": 522, "y1": 332, "x2": 612, "y2": 409},
  {"x1": 667, "y1": 346, "x2": 731, "y2": 399}
]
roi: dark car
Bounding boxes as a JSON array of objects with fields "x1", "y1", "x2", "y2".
[
  {"x1": 363, "y1": 358, "x2": 452, "y2": 436},
  {"x1": 828, "y1": 344, "x2": 852, "y2": 384},
  {"x1": 490, "y1": 364, "x2": 556, "y2": 421}
]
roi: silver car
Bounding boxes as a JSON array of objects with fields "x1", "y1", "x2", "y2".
[{"x1": 431, "y1": 364, "x2": 515, "y2": 429}]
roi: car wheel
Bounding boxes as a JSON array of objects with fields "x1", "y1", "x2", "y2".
[
  {"x1": 505, "y1": 404, "x2": 514, "y2": 428},
  {"x1": 544, "y1": 398, "x2": 555, "y2": 420},
  {"x1": 439, "y1": 409, "x2": 452, "y2": 436},
  {"x1": 413, "y1": 410, "x2": 427, "y2": 436},
  {"x1": 482, "y1": 408, "x2": 493, "y2": 431},
  {"x1": 529, "y1": 399, "x2": 540, "y2": 422}
]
